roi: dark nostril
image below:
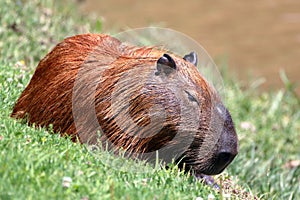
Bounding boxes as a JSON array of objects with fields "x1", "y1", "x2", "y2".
[
  {"x1": 217, "y1": 152, "x2": 236, "y2": 166},
  {"x1": 203, "y1": 151, "x2": 237, "y2": 175}
]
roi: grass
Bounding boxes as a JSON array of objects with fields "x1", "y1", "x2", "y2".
[
  {"x1": 224, "y1": 76, "x2": 300, "y2": 199},
  {"x1": 0, "y1": 0, "x2": 299, "y2": 199}
]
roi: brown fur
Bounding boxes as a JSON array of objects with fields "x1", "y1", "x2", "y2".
[{"x1": 11, "y1": 34, "x2": 238, "y2": 175}]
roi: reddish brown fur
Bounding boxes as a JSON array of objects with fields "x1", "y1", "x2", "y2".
[{"x1": 11, "y1": 34, "x2": 238, "y2": 175}]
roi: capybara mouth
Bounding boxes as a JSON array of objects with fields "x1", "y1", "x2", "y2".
[
  {"x1": 177, "y1": 143, "x2": 238, "y2": 176},
  {"x1": 200, "y1": 151, "x2": 237, "y2": 175}
]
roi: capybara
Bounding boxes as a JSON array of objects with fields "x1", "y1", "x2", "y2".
[{"x1": 11, "y1": 33, "x2": 238, "y2": 177}]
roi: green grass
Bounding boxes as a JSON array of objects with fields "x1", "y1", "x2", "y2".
[
  {"x1": 225, "y1": 82, "x2": 300, "y2": 199},
  {"x1": 0, "y1": 0, "x2": 299, "y2": 199}
]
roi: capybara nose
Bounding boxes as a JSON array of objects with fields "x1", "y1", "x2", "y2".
[{"x1": 214, "y1": 151, "x2": 237, "y2": 173}]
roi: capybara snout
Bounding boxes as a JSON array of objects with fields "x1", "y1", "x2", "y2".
[
  {"x1": 205, "y1": 104, "x2": 238, "y2": 175},
  {"x1": 11, "y1": 33, "x2": 238, "y2": 176}
]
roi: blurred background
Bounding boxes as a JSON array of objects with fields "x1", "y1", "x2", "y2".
[{"x1": 76, "y1": 0, "x2": 299, "y2": 94}]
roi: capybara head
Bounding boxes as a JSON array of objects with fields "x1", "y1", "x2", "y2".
[{"x1": 11, "y1": 34, "x2": 238, "y2": 176}]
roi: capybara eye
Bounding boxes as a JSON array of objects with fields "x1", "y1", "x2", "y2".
[{"x1": 185, "y1": 90, "x2": 198, "y2": 104}]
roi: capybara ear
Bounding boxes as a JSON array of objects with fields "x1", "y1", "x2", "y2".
[
  {"x1": 183, "y1": 51, "x2": 198, "y2": 66},
  {"x1": 155, "y1": 53, "x2": 177, "y2": 76}
]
